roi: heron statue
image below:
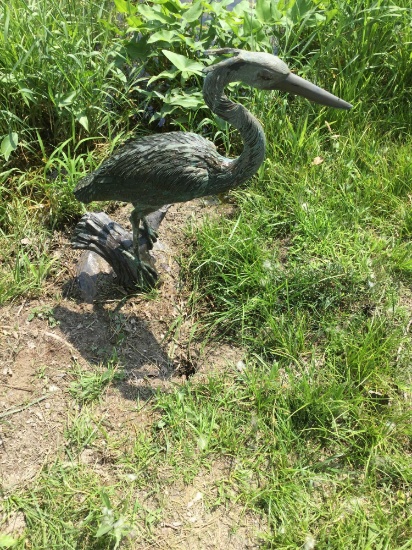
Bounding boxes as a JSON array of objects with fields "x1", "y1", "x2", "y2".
[{"x1": 74, "y1": 48, "x2": 351, "y2": 287}]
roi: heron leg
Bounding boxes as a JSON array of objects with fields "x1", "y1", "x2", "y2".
[
  {"x1": 142, "y1": 216, "x2": 158, "y2": 249},
  {"x1": 129, "y1": 208, "x2": 158, "y2": 289},
  {"x1": 129, "y1": 208, "x2": 142, "y2": 258}
]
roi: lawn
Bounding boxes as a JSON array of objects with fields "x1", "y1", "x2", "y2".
[{"x1": 0, "y1": 0, "x2": 411, "y2": 548}]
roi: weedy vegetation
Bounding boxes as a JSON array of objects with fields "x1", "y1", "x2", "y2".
[{"x1": 1, "y1": 0, "x2": 412, "y2": 548}]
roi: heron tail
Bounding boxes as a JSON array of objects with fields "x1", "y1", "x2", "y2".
[{"x1": 73, "y1": 173, "x2": 96, "y2": 204}]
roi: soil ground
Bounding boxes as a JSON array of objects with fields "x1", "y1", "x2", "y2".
[{"x1": 0, "y1": 200, "x2": 265, "y2": 547}]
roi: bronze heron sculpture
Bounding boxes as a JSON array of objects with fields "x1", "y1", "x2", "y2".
[{"x1": 74, "y1": 48, "x2": 351, "y2": 286}]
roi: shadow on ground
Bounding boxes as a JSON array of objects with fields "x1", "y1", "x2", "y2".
[{"x1": 53, "y1": 302, "x2": 177, "y2": 402}]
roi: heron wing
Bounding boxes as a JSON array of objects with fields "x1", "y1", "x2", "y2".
[{"x1": 74, "y1": 132, "x2": 225, "y2": 207}]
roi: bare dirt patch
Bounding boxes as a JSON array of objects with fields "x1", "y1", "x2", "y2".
[
  {"x1": 0, "y1": 200, "x2": 259, "y2": 547},
  {"x1": 142, "y1": 462, "x2": 265, "y2": 549}
]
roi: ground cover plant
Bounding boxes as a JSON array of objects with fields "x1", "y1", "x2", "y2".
[{"x1": 0, "y1": 0, "x2": 411, "y2": 548}]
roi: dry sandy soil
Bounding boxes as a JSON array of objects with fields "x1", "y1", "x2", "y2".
[{"x1": 0, "y1": 200, "x2": 266, "y2": 548}]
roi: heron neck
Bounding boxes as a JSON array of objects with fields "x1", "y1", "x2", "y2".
[{"x1": 203, "y1": 70, "x2": 266, "y2": 185}]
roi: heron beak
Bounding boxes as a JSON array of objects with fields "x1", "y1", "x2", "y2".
[{"x1": 275, "y1": 72, "x2": 352, "y2": 110}]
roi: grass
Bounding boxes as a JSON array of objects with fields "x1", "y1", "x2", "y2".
[
  {"x1": 1, "y1": 0, "x2": 412, "y2": 548},
  {"x1": 2, "y1": 358, "x2": 410, "y2": 547}
]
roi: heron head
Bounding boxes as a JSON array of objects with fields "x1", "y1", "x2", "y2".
[{"x1": 203, "y1": 49, "x2": 352, "y2": 110}]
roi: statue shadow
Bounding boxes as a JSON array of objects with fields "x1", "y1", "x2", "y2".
[{"x1": 53, "y1": 302, "x2": 175, "y2": 402}]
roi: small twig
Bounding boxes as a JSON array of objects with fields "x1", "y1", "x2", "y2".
[
  {"x1": 44, "y1": 331, "x2": 77, "y2": 353},
  {"x1": 17, "y1": 300, "x2": 26, "y2": 317},
  {"x1": 0, "y1": 382, "x2": 33, "y2": 392},
  {"x1": 191, "y1": 519, "x2": 217, "y2": 530},
  {"x1": 43, "y1": 331, "x2": 89, "y2": 367},
  {"x1": 0, "y1": 394, "x2": 51, "y2": 419},
  {"x1": 160, "y1": 523, "x2": 181, "y2": 531}
]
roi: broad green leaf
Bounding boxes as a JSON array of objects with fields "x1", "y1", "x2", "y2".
[
  {"x1": 124, "y1": 39, "x2": 150, "y2": 60},
  {"x1": 0, "y1": 534, "x2": 18, "y2": 548},
  {"x1": 147, "y1": 30, "x2": 179, "y2": 44},
  {"x1": 148, "y1": 69, "x2": 179, "y2": 85},
  {"x1": 126, "y1": 15, "x2": 143, "y2": 28},
  {"x1": 256, "y1": 0, "x2": 283, "y2": 23},
  {"x1": 1, "y1": 133, "x2": 19, "y2": 161},
  {"x1": 138, "y1": 4, "x2": 174, "y2": 23},
  {"x1": 161, "y1": 0, "x2": 182, "y2": 14},
  {"x1": 179, "y1": 34, "x2": 207, "y2": 50},
  {"x1": 204, "y1": 0, "x2": 226, "y2": 17},
  {"x1": 232, "y1": 0, "x2": 252, "y2": 16},
  {"x1": 182, "y1": 1, "x2": 203, "y2": 23},
  {"x1": 256, "y1": 0, "x2": 272, "y2": 24},
  {"x1": 150, "y1": 109, "x2": 174, "y2": 123},
  {"x1": 162, "y1": 50, "x2": 204, "y2": 74},
  {"x1": 114, "y1": 0, "x2": 131, "y2": 14},
  {"x1": 278, "y1": 0, "x2": 296, "y2": 12},
  {"x1": 153, "y1": 105, "x2": 187, "y2": 122},
  {"x1": 76, "y1": 112, "x2": 89, "y2": 132},
  {"x1": 168, "y1": 94, "x2": 204, "y2": 108},
  {"x1": 290, "y1": 0, "x2": 313, "y2": 23},
  {"x1": 243, "y1": 12, "x2": 265, "y2": 41}
]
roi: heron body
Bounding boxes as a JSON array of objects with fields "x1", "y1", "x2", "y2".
[
  {"x1": 74, "y1": 49, "x2": 351, "y2": 286},
  {"x1": 74, "y1": 131, "x2": 257, "y2": 211}
]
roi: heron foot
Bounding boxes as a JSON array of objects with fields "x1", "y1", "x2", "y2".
[
  {"x1": 142, "y1": 222, "x2": 158, "y2": 249},
  {"x1": 136, "y1": 259, "x2": 158, "y2": 289}
]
